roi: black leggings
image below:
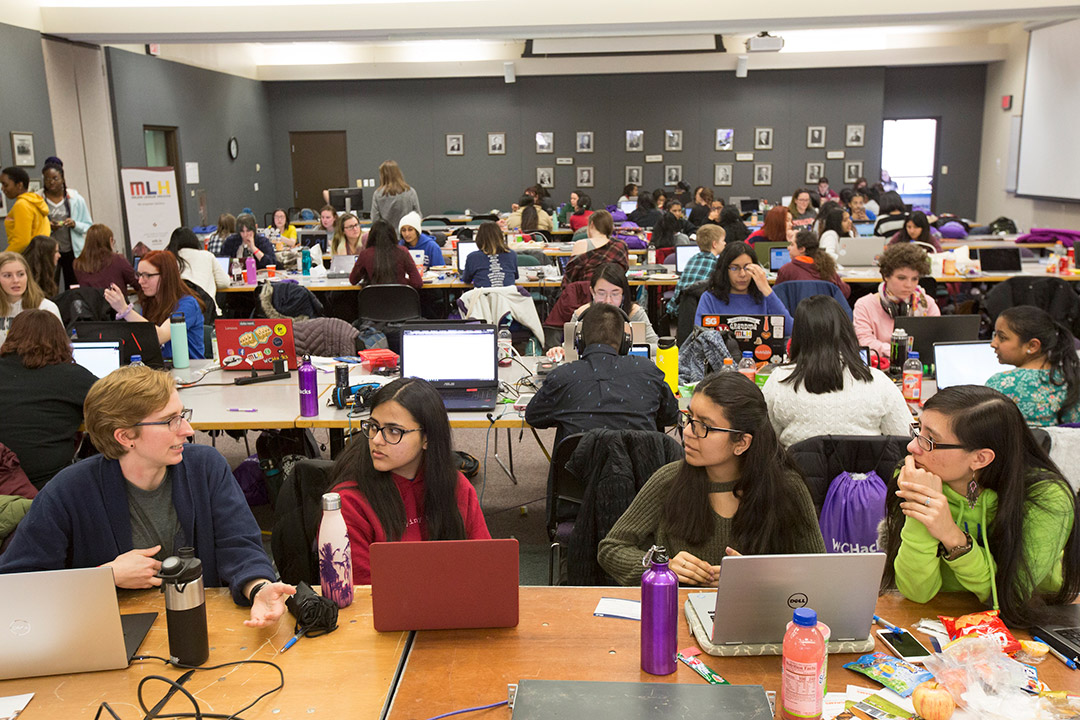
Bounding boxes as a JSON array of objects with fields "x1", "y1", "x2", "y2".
[{"x1": 57, "y1": 250, "x2": 76, "y2": 291}]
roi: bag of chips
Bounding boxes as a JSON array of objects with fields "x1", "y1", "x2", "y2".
[
  {"x1": 842, "y1": 652, "x2": 934, "y2": 697},
  {"x1": 939, "y1": 610, "x2": 1020, "y2": 655}
]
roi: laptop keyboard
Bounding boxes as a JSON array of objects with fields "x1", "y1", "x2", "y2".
[
  {"x1": 443, "y1": 388, "x2": 498, "y2": 403},
  {"x1": 1058, "y1": 627, "x2": 1080, "y2": 645}
]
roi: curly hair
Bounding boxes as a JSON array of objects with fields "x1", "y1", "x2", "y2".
[{"x1": 878, "y1": 242, "x2": 930, "y2": 279}]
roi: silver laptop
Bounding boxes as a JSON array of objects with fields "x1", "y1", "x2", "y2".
[
  {"x1": 216, "y1": 256, "x2": 232, "y2": 276},
  {"x1": 327, "y1": 254, "x2": 358, "y2": 278},
  {"x1": 71, "y1": 339, "x2": 122, "y2": 378},
  {"x1": 674, "y1": 245, "x2": 698, "y2": 273},
  {"x1": 934, "y1": 341, "x2": 1010, "y2": 389},
  {"x1": 562, "y1": 320, "x2": 648, "y2": 361},
  {"x1": 687, "y1": 553, "x2": 885, "y2": 645},
  {"x1": 0, "y1": 567, "x2": 156, "y2": 679},
  {"x1": 836, "y1": 237, "x2": 886, "y2": 267},
  {"x1": 456, "y1": 241, "x2": 479, "y2": 273}
]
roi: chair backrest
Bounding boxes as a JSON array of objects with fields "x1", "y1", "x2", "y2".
[
  {"x1": 771, "y1": 280, "x2": 852, "y2": 320},
  {"x1": 676, "y1": 280, "x2": 710, "y2": 345},
  {"x1": 516, "y1": 253, "x2": 541, "y2": 267},
  {"x1": 787, "y1": 434, "x2": 909, "y2": 515},
  {"x1": 546, "y1": 433, "x2": 586, "y2": 540},
  {"x1": 470, "y1": 213, "x2": 498, "y2": 222},
  {"x1": 357, "y1": 284, "x2": 422, "y2": 323},
  {"x1": 270, "y1": 458, "x2": 336, "y2": 585},
  {"x1": 299, "y1": 208, "x2": 316, "y2": 221}
]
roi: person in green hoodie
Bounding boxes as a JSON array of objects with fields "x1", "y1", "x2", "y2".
[
  {"x1": 881, "y1": 385, "x2": 1080, "y2": 626},
  {"x1": 1, "y1": 167, "x2": 50, "y2": 254}
]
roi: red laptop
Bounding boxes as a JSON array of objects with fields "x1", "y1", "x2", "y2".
[
  {"x1": 214, "y1": 318, "x2": 298, "y2": 371},
  {"x1": 370, "y1": 539, "x2": 519, "y2": 631}
]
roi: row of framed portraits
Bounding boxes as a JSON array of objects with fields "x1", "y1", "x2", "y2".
[
  {"x1": 447, "y1": 125, "x2": 867, "y2": 156},
  {"x1": 533, "y1": 160, "x2": 865, "y2": 189}
]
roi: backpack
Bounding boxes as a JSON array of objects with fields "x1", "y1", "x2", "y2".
[
  {"x1": 678, "y1": 326, "x2": 736, "y2": 383},
  {"x1": 818, "y1": 471, "x2": 887, "y2": 554},
  {"x1": 255, "y1": 429, "x2": 322, "y2": 504},
  {"x1": 988, "y1": 216, "x2": 1018, "y2": 235}
]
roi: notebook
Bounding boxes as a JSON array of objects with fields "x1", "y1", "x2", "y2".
[
  {"x1": 769, "y1": 247, "x2": 791, "y2": 271},
  {"x1": 71, "y1": 339, "x2": 122, "y2": 378},
  {"x1": 687, "y1": 553, "x2": 885, "y2": 645},
  {"x1": 326, "y1": 254, "x2": 357, "y2": 279},
  {"x1": 370, "y1": 539, "x2": 519, "y2": 631},
  {"x1": 74, "y1": 321, "x2": 166, "y2": 369},
  {"x1": 0, "y1": 567, "x2": 157, "y2": 680},
  {"x1": 893, "y1": 315, "x2": 981, "y2": 372},
  {"x1": 674, "y1": 245, "x2": 698, "y2": 273},
  {"x1": 933, "y1": 341, "x2": 1011, "y2": 388},
  {"x1": 215, "y1": 318, "x2": 298, "y2": 371},
  {"x1": 456, "y1": 240, "x2": 479, "y2": 273},
  {"x1": 399, "y1": 323, "x2": 499, "y2": 410},
  {"x1": 836, "y1": 237, "x2": 886, "y2": 267}
]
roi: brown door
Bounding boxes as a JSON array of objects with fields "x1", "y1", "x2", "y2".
[{"x1": 290, "y1": 131, "x2": 348, "y2": 212}]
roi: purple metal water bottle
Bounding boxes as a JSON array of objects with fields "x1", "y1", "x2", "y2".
[
  {"x1": 299, "y1": 354, "x2": 318, "y2": 417},
  {"x1": 641, "y1": 545, "x2": 678, "y2": 675}
]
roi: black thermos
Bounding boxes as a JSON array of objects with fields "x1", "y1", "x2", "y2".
[{"x1": 159, "y1": 547, "x2": 209, "y2": 666}]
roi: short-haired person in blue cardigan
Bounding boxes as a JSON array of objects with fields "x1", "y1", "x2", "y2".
[
  {"x1": 0, "y1": 365, "x2": 295, "y2": 626},
  {"x1": 694, "y1": 241, "x2": 793, "y2": 329}
]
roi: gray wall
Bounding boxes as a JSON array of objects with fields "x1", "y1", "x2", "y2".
[
  {"x1": 0, "y1": 21, "x2": 57, "y2": 249},
  {"x1": 105, "y1": 48, "x2": 275, "y2": 227}
]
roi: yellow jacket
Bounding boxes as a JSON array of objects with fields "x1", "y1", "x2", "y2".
[{"x1": 4, "y1": 192, "x2": 50, "y2": 253}]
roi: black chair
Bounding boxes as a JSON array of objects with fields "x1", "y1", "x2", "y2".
[
  {"x1": 357, "y1": 284, "x2": 422, "y2": 354},
  {"x1": 270, "y1": 458, "x2": 336, "y2": 586},
  {"x1": 676, "y1": 280, "x2": 710, "y2": 346},
  {"x1": 53, "y1": 287, "x2": 113, "y2": 329},
  {"x1": 546, "y1": 433, "x2": 585, "y2": 585},
  {"x1": 983, "y1": 276, "x2": 1080, "y2": 336},
  {"x1": 787, "y1": 434, "x2": 909, "y2": 516}
]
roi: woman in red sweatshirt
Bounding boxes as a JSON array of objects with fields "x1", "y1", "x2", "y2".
[{"x1": 329, "y1": 377, "x2": 490, "y2": 583}]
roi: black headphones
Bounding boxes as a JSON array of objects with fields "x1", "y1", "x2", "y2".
[{"x1": 574, "y1": 303, "x2": 632, "y2": 356}]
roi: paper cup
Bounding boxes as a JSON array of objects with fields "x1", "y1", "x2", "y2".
[{"x1": 267, "y1": 264, "x2": 276, "y2": 278}]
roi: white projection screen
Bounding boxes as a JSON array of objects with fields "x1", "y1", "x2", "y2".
[{"x1": 1015, "y1": 19, "x2": 1080, "y2": 201}]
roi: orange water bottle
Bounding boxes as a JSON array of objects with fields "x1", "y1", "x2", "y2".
[{"x1": 780, "y1": 607, "x2": 826, "y2": 720}]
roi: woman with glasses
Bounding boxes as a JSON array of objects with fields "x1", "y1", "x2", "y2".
[
  {"x1": 328, "y1": 377, "x2": 490, "y2": 584},
  {"x1": 0, "y1": 365, "x2": 296, "y2": 626},
  {"x1": 331, "y1": 212, "x2": 363, "y2": 256},
  {"x1": 104, "y1": 249, "x2": 206, "y2": 360},
  {"x1": 694, "y1": 241, "x2": 793, "y2": 329},
  {"x1": 598, "y1": 372, "x2": 825, "y2": 587},
  {"x1": 880, "y1": 385, "x2": 1080, "y2": 625},
  {"x1": 72, "y1": 223, "x2": 137, "y2": 291}
]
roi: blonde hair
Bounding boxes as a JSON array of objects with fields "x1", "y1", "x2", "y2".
[
  {"x1": 0, "y1": 251, "x2": 45, "y2": 315},
  {"x1": 695, "y1": 224, "x2": 726, "y2": 253},
  {"x1": 84, "y1": 365, "x2": 175, "y2": 459},
  {"x1": 377, "y1": 160, "x2": 410, "y2": 196},
  {"x1": 331, "y1": 212, "x2": 360, "y2": 255}
]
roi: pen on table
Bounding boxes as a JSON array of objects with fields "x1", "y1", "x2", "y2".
[
  {"x1": 872, "y1": 615, "x2": 901, "y2": 633},
  {"x1": 1033, "y1": 636, "x2": 1078, "y2": 670},
  {"x1": 227, "y1": 408, "x2": 258, "y2": 412},
  {"x1": 281, "y1": 628, "x2": 307, "y2": 653}
]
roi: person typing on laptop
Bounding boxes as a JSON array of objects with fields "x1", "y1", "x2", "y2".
[
  {"x1": 853, "y1": 243, "x2": 939, "y2": 357},
  {"x1": 598, "y1": 372, "x2": 824, "y2": 587},
  {"x1": 328, "y1": 377, "x2": 490, "y2": 584},
  {"x1": 0, "y1": 365, "x2": 295, "y2": 628},
  {"x1": 880, "y1": 385, "x2": 1080, "y2": 626}
]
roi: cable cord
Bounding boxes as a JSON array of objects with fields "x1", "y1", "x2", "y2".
[{"x1": 424, "y1": 700, "x2": 508, "y2": 720}]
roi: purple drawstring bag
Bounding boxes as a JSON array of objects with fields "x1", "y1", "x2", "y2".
[{"x1": 819, "y1": 471, "x2": 887, "y2": 554}]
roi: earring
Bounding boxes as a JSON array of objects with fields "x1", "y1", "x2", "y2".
[{"x1": 966, "y1": 469, "x2": 979, "y2": 509}]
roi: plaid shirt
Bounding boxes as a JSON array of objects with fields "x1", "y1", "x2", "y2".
[
  {"x1": 206, "y1": 232, "x2": 226, "y2": 256},
  {"x1": 665, "y1": 251, "x2": 716, "y2": 315},
  {"x1": 562, "y1": 239, "x2": 629, "y2": 286}
]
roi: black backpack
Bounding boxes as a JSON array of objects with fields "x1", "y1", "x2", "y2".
[
  {"x1": 988, "y1": 216, "x2": 1018, "y2": 235},
  {"x1": 255, "y1": 429, "x2": 322, "y2": 504}
]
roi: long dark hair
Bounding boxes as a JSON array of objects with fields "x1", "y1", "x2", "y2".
[
  {"x1": 166, "y1": 227, "x2": 203, "y2": 273},
  {"x1": 520, "y1": 205, "x2": 539, "y2": 232},
  {"x1": 23, "y1": 235, "x2": 58, "y2": 297},
  {"x1": 895, "y1": 211, "x2": 932, "y2": 243},
  {"x1": 329, "y1": 377, "x2": 465, "y2": 542},
  {"x1": 783, "y1": 295, "x2": 872, "y2": 393},
  {"x1": 707, "y1": 241, "x2": 761, "y2": 303},
  {"x1": 820, "y1": 208, "x2": 849, "y2": 238},
  {"x1": 999, "y1": 306, "x2": 1080, "y2": 423},
  {"x1": 650, "y1": 211, "x2": 681, "y2": 249},
  {"x1": 365, "y1": 220, "x2": 400, "y2": 285},
  {"x1": 661, "y1": 372, "x2": 812, "y2": 553},
  {"x1": 880, "y1": 385, "x2": 1080, "y2": 626},
  {"x1": 718, "y1": 205, "x2": 749, "y2": 244},
  {"x1": 591, "y1": 262, "x2": 634, "y2": 315},
  {"x1": 793, "y1": 229, "x2": 837, "y2": 282},
  {"x1": 573, "y1": 193, "x2": 592, "y2": 216}
]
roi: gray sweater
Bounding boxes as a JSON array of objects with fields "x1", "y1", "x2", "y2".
[{"x1": 370, "y1": 187, "x2": 422, "y2": 231}]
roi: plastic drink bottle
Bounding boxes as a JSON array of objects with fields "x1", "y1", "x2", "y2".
[
  {"x1": 737, "y1": 351, "x2": 756, "y2": 381},
  {"x1": 169, "y1": 312, "x2": 190, "y2": 369},
  {"x1": 754, "y1": 362, "x2": 775, "y2": 388},
  {"x1": 245, "y1": 256, "x2": 257, "y2": 284},
  {"x1": 720, "y1": 357, "x2": 735, "y2": 372},
  {"x1": 655, "y1": 337, "x2": 678, "y2": 394},
  {"x1": 318, "y1": 493, "x2": 354, "y2": 608},
  {"x1": 129, "y1": 355, "x2": 145, "y2": 367},
  {"x1": 301, "y1": 247, "x2": 312, "y2": 276},
  {"x1": 647, "y1": 247, "x2": 656, "y2": 265},
  {"x1": 299, "y1": 354, "x2": 318, "y2": 417},
  {"x1": 497, "y1": 328, "x2": 513, "y2": 366},
  {"x1": 902, "y1": 350, "x2": 923, "y2": 402},
  {"x1": 159, "y1": 548, "x2": 209, "y2": 666},
  {"x1": 640, "y1": 545, "x2": 678, "y2": 675},
  {"x1": 780, "y1": 607, "x2": 827, "y2": 720}
]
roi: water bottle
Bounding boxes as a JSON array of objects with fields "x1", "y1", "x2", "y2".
[
  {"x1": 245, "y1": 256, "x2": 257, "y2": 284},
  {"x1": 640, "y1": 545, "x2": 678, "y2": 675},
  {"x1": 229, "y1": 257, "x2": 241, "y2": 283},
  {"x1": 169, "y1": 312, "x2": 190, "y2": 369},
  {"x1": 647, "y1": 247, "x2": 657, "y2": 265},
  {"x1": 902, "y1": 350, "x2": 923, "y2": 402},
  {"x1": 299, "y1": 354, "x2": 318, "y2": 417},
  {"x1": 318, "y1": 493, "x2": 354, "y2": 608},
  {"x1": 888, "y1": 328, "x2": 909, "y2": 378},
  {"x1": 301, "y1": 246, "x2": 312, "y2": 276},
  {"x1": 780, "y1": 607, "x2": 827, "y2": 720},
  {"x1": 737, "y1": 351, "x2": 756, "y2": 381},
  {"x1": 498, "y1": 328, "x2": 513, "y2": 366},
  {"x1": 159, "y1": 547, "x2": 209, "y2": 666},
  {"x1": 655, "y1": 336, "x2": 678, "y2": 394},
  {"x1": 130, "y1": 354, "x2": 145, "y2": 367},
  {"x1": 720, "y1": 357, "x2": 735, "y2": 372}
]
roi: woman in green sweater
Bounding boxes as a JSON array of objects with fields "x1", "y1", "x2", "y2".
[
  {"x1": 598, "y1": 372, "x2": 825, "y2": 587},
  {"x1": 881, "y1": 385, "x2": 1080, "y2": 625}
]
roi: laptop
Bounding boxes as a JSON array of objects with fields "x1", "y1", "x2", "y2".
[
  {"x1": 74, "y1": 321, "x2": 166, "y2": 369},
  {"x1": 739, "y1": 198, "x2": 759, "y2": 214},
  {"x1": 561, "y1": 320, "x2": 648, "y2": 361},
  {"x1": 701, "y1": 314, "x2": 788, "y2": 365},
  {"x1": 769, "y1": 247, "x2": 791, "y2": 272},
  {"x1": 687, "y1": 553, "x2": 886, "y2": 646},
  {"x1": 619, "y1": 200, "x2": 637, "y2": 214},
  {"x1": 0, "y1": 567, "x2": 157, "y2": 680},
  {"x1": 1032, "y1": 604, "x2": 1080, "y2": 665},
  {"x1": 973, "y1": 247, "x2": 1023, "y2": 273},
  {"x1": 893, "y1": 316, "x2": 981, "y2": 372},
  {"x1": 216, "y1": 256, "x2": 232, "y2": 276},
  {"x1": 370, "y1": 539, "x2": 519, "y2": 631},
  {"x1": 297, "y1": 228, "x2": 328, "y2": 251},
  {"x1": 836, "y1": 237, "x2": 886, "y2": 267},
  {"x1": 71, "y1": 339, "x2": 122, "y2": 378},
  {"x1": 215, "y1": 318, "x2": 298, "y2": 371},
  {"x1": 752, "y1": 241, "x2": 787, "y2": 267},
  {"x1": 326, "y1": 254, "x2": 357, "y2": 279},
  {"x1": 456, "y1": 240, "x2": 479, "y2": 273},
  {"x1": 853, "y1": 221, "x2": 877, "y2": 237},
  {"x1": 674, "y1": 245, "x2": 698, "y2": 273},
  {"x1": 399, "y1": 323, "x2": 500, "y2": 410},
  {"x1": 934, "y1": 341, "x2": 1010, "y2": 388}
]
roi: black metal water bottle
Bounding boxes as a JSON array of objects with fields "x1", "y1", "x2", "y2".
[{"x1": 159, "y1": 547, "x2": 209, "y2": 666}]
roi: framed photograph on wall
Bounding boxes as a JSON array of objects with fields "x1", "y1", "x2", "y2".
[
  {"x1": 846, "y1": 124, "x2": 865, "y2": 147},
  {"x1": 844, "y1": 160, "x2": 864, "y2": 185},
  {"x1": 664, "y1": 165, "x2": 682, "y2": 185},
  {"x1": 0, "y1": 189, "x2": 8, "y2": 217},
  {"x1": 715, "y1": 128, "x2": 734, "y2": 151},
  {"x1": 753, "y1": 163, "x2": 773, "y2": 186},
  {"x1": 27, "y1": 180, "x2": 41, "y2": 193},
  {"x1": 10, "y1": 132, "x2": 34, "y2": 167},
  {"x1": 625, "y1": 166, "x2": 642, "y2": 185},
  {"x1": 807, "y1": 126, "x2": 826, "y2": 148},
  {"x1": 714, "y1": 163, "x2": 733, "y2": 186},
  {"x1": 576, "y1": 131, "x2": 594, "y2": 153},
  {"x1": 446, "y1": 134, "x2": 464, "y2": 156},
  {"x1": 664, "y1": 130, "x2": 683, "y2": 152},
  {"x1": 537, "y1": 167, "x2": 554, "y2": 188},
  {"x1": 625, "y1": 130, "x2": 644, "y2": 152},
  {"x1": 806, "y1": 162, "x2": 825, "y2": 184},
  {"x1": 487, "y1": 132, "x2": 506, "y2": 155},
  {"x1": 536, "y1": 132, "x2": 554, "y2": 154},
  {"x1": 754, "y1": 127, "x2": 773, "y2": 150},
  {"x1": 576, "y1": 166, "x2": 594, "y2": 187}
]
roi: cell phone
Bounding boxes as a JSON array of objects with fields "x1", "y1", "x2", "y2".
[
  {"x1": 629, "y1": 343, "x2": 650, "y2": 358},
  {"x1": 876, "y1": 629, "x2": 932, "y2": 663}
]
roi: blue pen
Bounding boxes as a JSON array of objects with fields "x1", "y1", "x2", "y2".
[
  {"x1": 281, "y1": 628, "x2": 306, "y2": 653},
  {"x1": 873, "y1": 615, "x2": 901, "y2": 633},
  {"x1": 1033, "y1": 636, "x2": 1078, "y2": 670}
]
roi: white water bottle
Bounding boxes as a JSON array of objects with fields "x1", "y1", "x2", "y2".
[
  {"x1": 737, "y1": 351, "x2": 756, "y2": 381},
  {"x1": 318, "y1": 493, "x2": 354, "y2": 608},
  {"x1": 498, "y1": 328, "x2": 513, "y2": 365}
]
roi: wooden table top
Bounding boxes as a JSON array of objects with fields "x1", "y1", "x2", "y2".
[{"x1": 0, "y1": 588, "x2": 408, "y2": 719}]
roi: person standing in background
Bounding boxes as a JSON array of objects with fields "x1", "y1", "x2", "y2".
[
  {"x1": 39, "y1": 160, "x2": 93, "y2": 290},
  {"x1": 1, "y1": 167, "x2": 50, "y2": 254},
  {"x1": 370, "y1": 160, "x2": 422, "y2": 233}
]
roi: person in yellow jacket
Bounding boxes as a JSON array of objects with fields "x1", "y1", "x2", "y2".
[{"x1": 1, "y1": 167, "x2": 50, "y2": 253}]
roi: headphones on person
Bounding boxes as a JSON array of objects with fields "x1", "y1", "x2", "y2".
[{"x1": 574, "y1": 303, "x2": 632, "y2": 356}]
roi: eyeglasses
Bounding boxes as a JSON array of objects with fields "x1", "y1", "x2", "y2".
[
  {"x1": 728, "y1": 264, "x2": 754, "y2": 274},
  {"x1": 343, "y1": 223, "x2": 361, "y2": 230},
  {"x1": 909, "y1": 423, "x2": 965, "y2": 453},
  {"x1": 678, "y1": 410, "x2": 743, "y2": 440},
  {"x1": 135, "y1": 272, "x2": 160, "y2": 280},
  {"x1": 135, "y1": 408, "x2": 193, "y2": 433},
  {"x1": 360, "y1": 419, "x2": 423, "y2": 445}
]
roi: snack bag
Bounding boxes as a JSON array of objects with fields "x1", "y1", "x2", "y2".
[
  {"x1": 939, "y1": 610, "x2": 1020, "y2": 655},
  {"x1": 842, "y1": 652, "x2": 933, "y2": 697}
]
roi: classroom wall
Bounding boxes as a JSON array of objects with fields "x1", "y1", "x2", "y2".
[
  {"x1": 0, "y1": 20, "x2": 57, "y2": 250},
  {"x1": 105, "y1": 47, "x2": 275, "y2": 228}
]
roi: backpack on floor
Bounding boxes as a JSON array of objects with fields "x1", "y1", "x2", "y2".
[{"x1": 255, "y1": 429, "x2": 322, "y2": 504}]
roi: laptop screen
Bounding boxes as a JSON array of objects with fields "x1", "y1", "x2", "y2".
[
  {"x1": 740, "y1": 198, "x2": 759, "y2": 213},
  {"x1": 934, "y1": 342, "x2": 1011, "y2": 389},
  {"x1": 216, "y1": 256, "x2": 231, "y2": 276},
  {"x1": 854, "y1": 222, "x2": 876, "y2": 237},
  {"x1": 675, "y1": 246, "x2": 698, "y2": 273},
  {"x1": 71, "y1": 340, "x2": 122, "y2": 378},
  {"x1": 770, "y1": 247, "x2": 790, "y2": 271},
  {"x1": 619, "y1": 200, "x2": 637, "y2": 214},
  {"x1": 401, "y1": 326, "x2": 497, "y2": 386},
  {"x1": 456, "y1": 241, "x2": 479, "y2": 273}
]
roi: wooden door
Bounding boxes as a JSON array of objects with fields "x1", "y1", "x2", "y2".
[{"x1": 289, "y1": 131, "x2": 348, "y2": 213}]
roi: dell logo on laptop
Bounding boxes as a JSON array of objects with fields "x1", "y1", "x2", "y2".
[{"x1": 787, "y1": 593, "x2": 808, "y2": 609}]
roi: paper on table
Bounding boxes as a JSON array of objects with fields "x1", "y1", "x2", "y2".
[
  {"x1": 823, "y1": 691, "x2": 848, "y2": 720},
  {"x1": 0, "y1": 693, "x2": 33, "y2": 720},
  {"x1": 846, "y1": 684, "x2": 915, "y2": 715},
  {"x1": 593, "y1": 597, "x2": 641, "y2": 621}
]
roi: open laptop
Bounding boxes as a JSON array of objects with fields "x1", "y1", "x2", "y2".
[
  {"x1": 215, "y1": 318, "x2": 298, "y2": 371},
  {"x1": 1033, "y1": 605, "x2": 1080, "y2": 665},
  {"x1": 894, "y1": 315, "x2": 981, "y2": 372},
  {"x1": 769, "y1": 246, "x2": 791, "y2": 271},
  {"x1": 687, "y1": 553, "x2": 885, "y2": 646},
  {"x1": 674, "y1": 245, "x2": 698, "y2": 273},
  {"x1": 456, "y1": 240, "x2": 479, "y2": 273},
  {"x1": 701, "y1": 314, "x2": 789, "y2": 365},
  {"x1": 0, "y1": 567, "x2": 157, "y2": 680},
  {"x1": 934, "y1": 341, "x2": 1010, "y2": 388},
  {"x1": 619, "y1": 200, "x2": 637, "y2": 214},
  {"x1": 739, "y1": 198, "x2": 760, "y2": 214},
  {"x1": 297, "y1": 228, "x2": 328, "y2": 252},
  {"x1": 836, "y1": 237, "x2": 886, "y2": 267},
  {"x1": 400, "y1": 323, "x2": 499, "y2": 410},
  {"x1": 973, "y1": 247, "x2": 1023, "y2": 273},
  {"x1": 74, "y1": 321, "x2": 166, "y2": 369},
  {"x1": 370, "y1": 539, "x2": 518, "y2": 631},
  {"x1": 853, "y1": 221, "x2": 877, "y2": 237},
  {"x1": 71, "y1": 339, "x2": 122, "y2": 378},
  {"x1": 752, "y1": 241, "x2": 787, "y2": 268},
  {"x1": 216, "y1": 256, "x2": 232, "y2": 276},
  {"x1": 326, "y1": 254, "x2": 357, "y2": 279},
  {"x1": 561, "y1": 320, "x2": 648, "y2": 361}
]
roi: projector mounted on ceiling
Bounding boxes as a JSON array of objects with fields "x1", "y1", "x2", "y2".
[{"x1": 746, "y1": 32, "x2": 784, "y2": 53}]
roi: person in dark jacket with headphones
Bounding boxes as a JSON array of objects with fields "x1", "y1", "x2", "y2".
[{"x1": 525, "y1": 302, "x2": 678, "y2": 449}]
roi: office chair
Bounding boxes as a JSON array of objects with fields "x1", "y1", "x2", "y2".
[{"x1": 357, "y1": 284, "x2": 422, "y2": 354}]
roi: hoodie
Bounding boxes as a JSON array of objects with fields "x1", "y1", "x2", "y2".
[
  {"x1": 4, "y1": 192, "x2": 50, "y2": 253},
  {"x1": 398, "y1": 211, "x2": 444, "y2": 266}
]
